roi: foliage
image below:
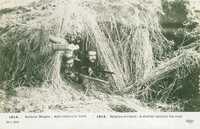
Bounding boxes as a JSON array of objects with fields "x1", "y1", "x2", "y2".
[
  {"x1": 0, "y1": 25, "x2": 53, "y2": 87},
  {"x1": 161, "y1": 0, "x2": 189, "y2": 26}
]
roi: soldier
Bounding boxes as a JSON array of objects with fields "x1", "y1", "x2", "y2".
[
  {"x1": 49, "y1": 33, "x2": 83, "y2": 82},
  {"x1": 81, "y1": 50, "x2": 104, "y2": 78},
  {"x1": 62, "y1": 57, "x2": 81, "y2": 83},
  {"x1": 80, "y1": 50, "x2": 113, "y2": 95}
]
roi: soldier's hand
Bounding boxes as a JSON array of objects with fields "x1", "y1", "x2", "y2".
[
  {"x1": 70, "y1": 73, "x2": 76, "y2": 78},
  {"x1": 88, "y1": 68, "x2": 94, "y2": 76}
]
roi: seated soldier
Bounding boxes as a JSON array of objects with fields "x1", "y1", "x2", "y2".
[
  {"x1": 80, "y1": 50, "x2": 113, "y2": 95},
  {"x1": 62, "y1": 57, "x2": 81, "y2": 83}
]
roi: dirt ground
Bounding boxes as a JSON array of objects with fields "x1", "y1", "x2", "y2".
[{"x1": 1, "y1": 82, "x2": 114, "y2": 112}]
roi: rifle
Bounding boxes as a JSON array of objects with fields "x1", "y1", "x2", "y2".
[
  {"x1": 100, "y1": 70, "x2": 115, "y2": 75},
  {"x1": 78, "y1": 73, "x2": 110, "y2": 84}
]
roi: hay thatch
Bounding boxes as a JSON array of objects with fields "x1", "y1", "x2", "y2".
[
  {"x1": 0, "y1": 0, "x2": 171, "y2": 91},
  {"x1": 124, "y1": 49, "x2": 200, "y2": 102}
]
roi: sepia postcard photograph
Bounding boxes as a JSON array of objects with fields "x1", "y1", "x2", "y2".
[{"x1": 0, "y1": 0, "x2": 200, "y2": 128}]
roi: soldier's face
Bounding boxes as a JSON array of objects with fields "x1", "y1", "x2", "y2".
[
  {"x1": 88, "y1": 51, "x2": 97, "y2": 63},
  {"x1": 89, "y1": 55, "x2": 96, "y2": 63},
  {"x1": 66, "y1": 61, "x2": 74, "y2": 68}
]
